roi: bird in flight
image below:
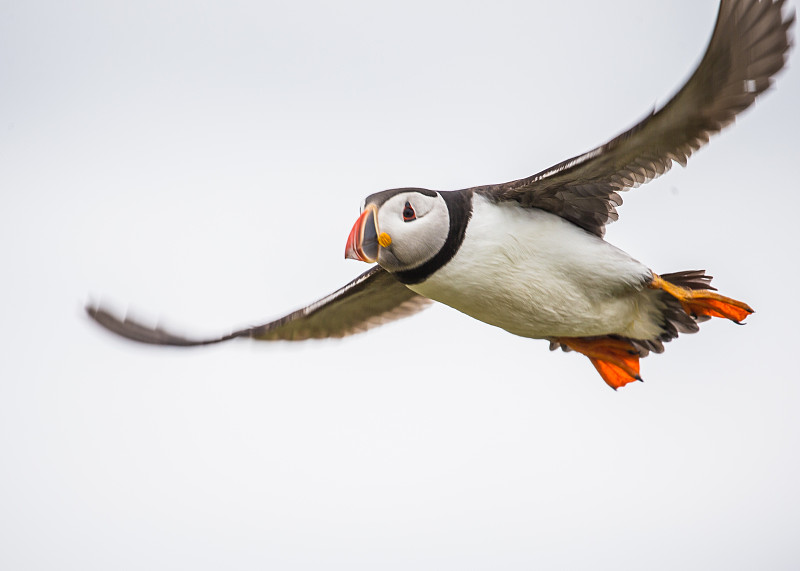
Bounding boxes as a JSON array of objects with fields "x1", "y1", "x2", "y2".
[{"x1": 88, "y1": 0, "x2": 794, "y2": 389}]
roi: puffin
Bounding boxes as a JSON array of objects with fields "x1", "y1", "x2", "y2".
[{"x1": 87, "y1": 0, "x2": 794, "y2": 390}]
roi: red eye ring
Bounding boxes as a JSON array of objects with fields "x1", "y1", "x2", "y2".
[{"x1": 402, "y1": 201, "x2": 416, "y2": 222}]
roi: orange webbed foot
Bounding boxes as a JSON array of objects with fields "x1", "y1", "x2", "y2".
[
  {"x1": 649, "y1": 274, "x2": 753, "y2": 323},
  {"x1": 558, "y1": 336, "x2": 642, "y2": 390}
]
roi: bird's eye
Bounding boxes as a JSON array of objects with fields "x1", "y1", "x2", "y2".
[{"x1": 402, "y1": 201, "x2": 416, "y2": 222}]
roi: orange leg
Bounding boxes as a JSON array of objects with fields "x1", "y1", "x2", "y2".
[
  {"x1": 649, "y1": 274, "x2": 754, "y2": 323},
  {"x1": 557, "y1": 336, "x2": 642, "y2": 390}
]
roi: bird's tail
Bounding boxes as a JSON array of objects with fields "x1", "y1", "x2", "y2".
[{"x1": 554, "y1": 270, "x2": 753, "y2": 390}]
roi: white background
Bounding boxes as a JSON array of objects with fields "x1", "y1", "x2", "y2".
[{"x1": 2, "y1": 1, "x2": 799, "y2": 569}]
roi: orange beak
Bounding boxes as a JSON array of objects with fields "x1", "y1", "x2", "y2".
[{"x1": 345, "y1": 204, "x2": 380, "y2": 262}]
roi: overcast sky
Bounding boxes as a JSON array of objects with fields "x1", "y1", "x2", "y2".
[{"x1": 2, "y1": 0, "x2": 799, "y2": 569}]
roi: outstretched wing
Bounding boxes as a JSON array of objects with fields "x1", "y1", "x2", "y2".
[
  {"x1": 86, "y1": 266, "x2": 431, "y2": 346},
  {"x1": 476, "y1": 0, "x2": 794, "y2": 237}
]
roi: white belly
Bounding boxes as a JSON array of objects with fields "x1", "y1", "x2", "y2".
[{"x1": 408, "y1": 195, "x2": 664, "y2": 340}]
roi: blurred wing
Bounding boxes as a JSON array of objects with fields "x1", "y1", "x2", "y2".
[
  {"x1": 87, "y1": 266, "x2": 431, "y2": 346},
  {"x1": 476, "y1": 0, "x2": 794, "y2": 236}
]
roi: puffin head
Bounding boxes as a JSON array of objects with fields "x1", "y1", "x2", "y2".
[{"x1": 344, "y1": 188, "x2": 450, "y2": 273}]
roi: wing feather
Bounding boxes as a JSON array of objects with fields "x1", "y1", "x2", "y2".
[
  {"x1": 476, "y1": 0, "x2": 794, "y2": 236},
  {"x1": 86, "y1": 266, "x2": 431, "y2": 346}
]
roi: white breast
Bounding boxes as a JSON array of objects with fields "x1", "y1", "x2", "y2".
[{"x1": 408, "y1": 195, "x2": 664, "y2": 340}]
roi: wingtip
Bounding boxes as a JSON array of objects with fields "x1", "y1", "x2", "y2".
[{"x1": 85, "y1": 303, "x2": 203, "y2": 346}]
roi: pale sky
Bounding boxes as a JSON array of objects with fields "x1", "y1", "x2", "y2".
[{"x1": 2, "y1": 1, "x2": 799, "y2": 569}]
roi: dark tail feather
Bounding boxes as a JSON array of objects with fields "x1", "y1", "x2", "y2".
[
  {"x1": 627, "y1": 270, "x2": 720, "y2": 357},
  {"x1": 659, "y1": 270, "x2": 716, "y2": 292}
]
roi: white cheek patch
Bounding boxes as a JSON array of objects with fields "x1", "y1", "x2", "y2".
[
  {"x1": 411, "y1": 196, "x2": 436, "y2": 218},
  {"x1": 378, "y1": 193, "x2": 449, "y2": 271}
]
